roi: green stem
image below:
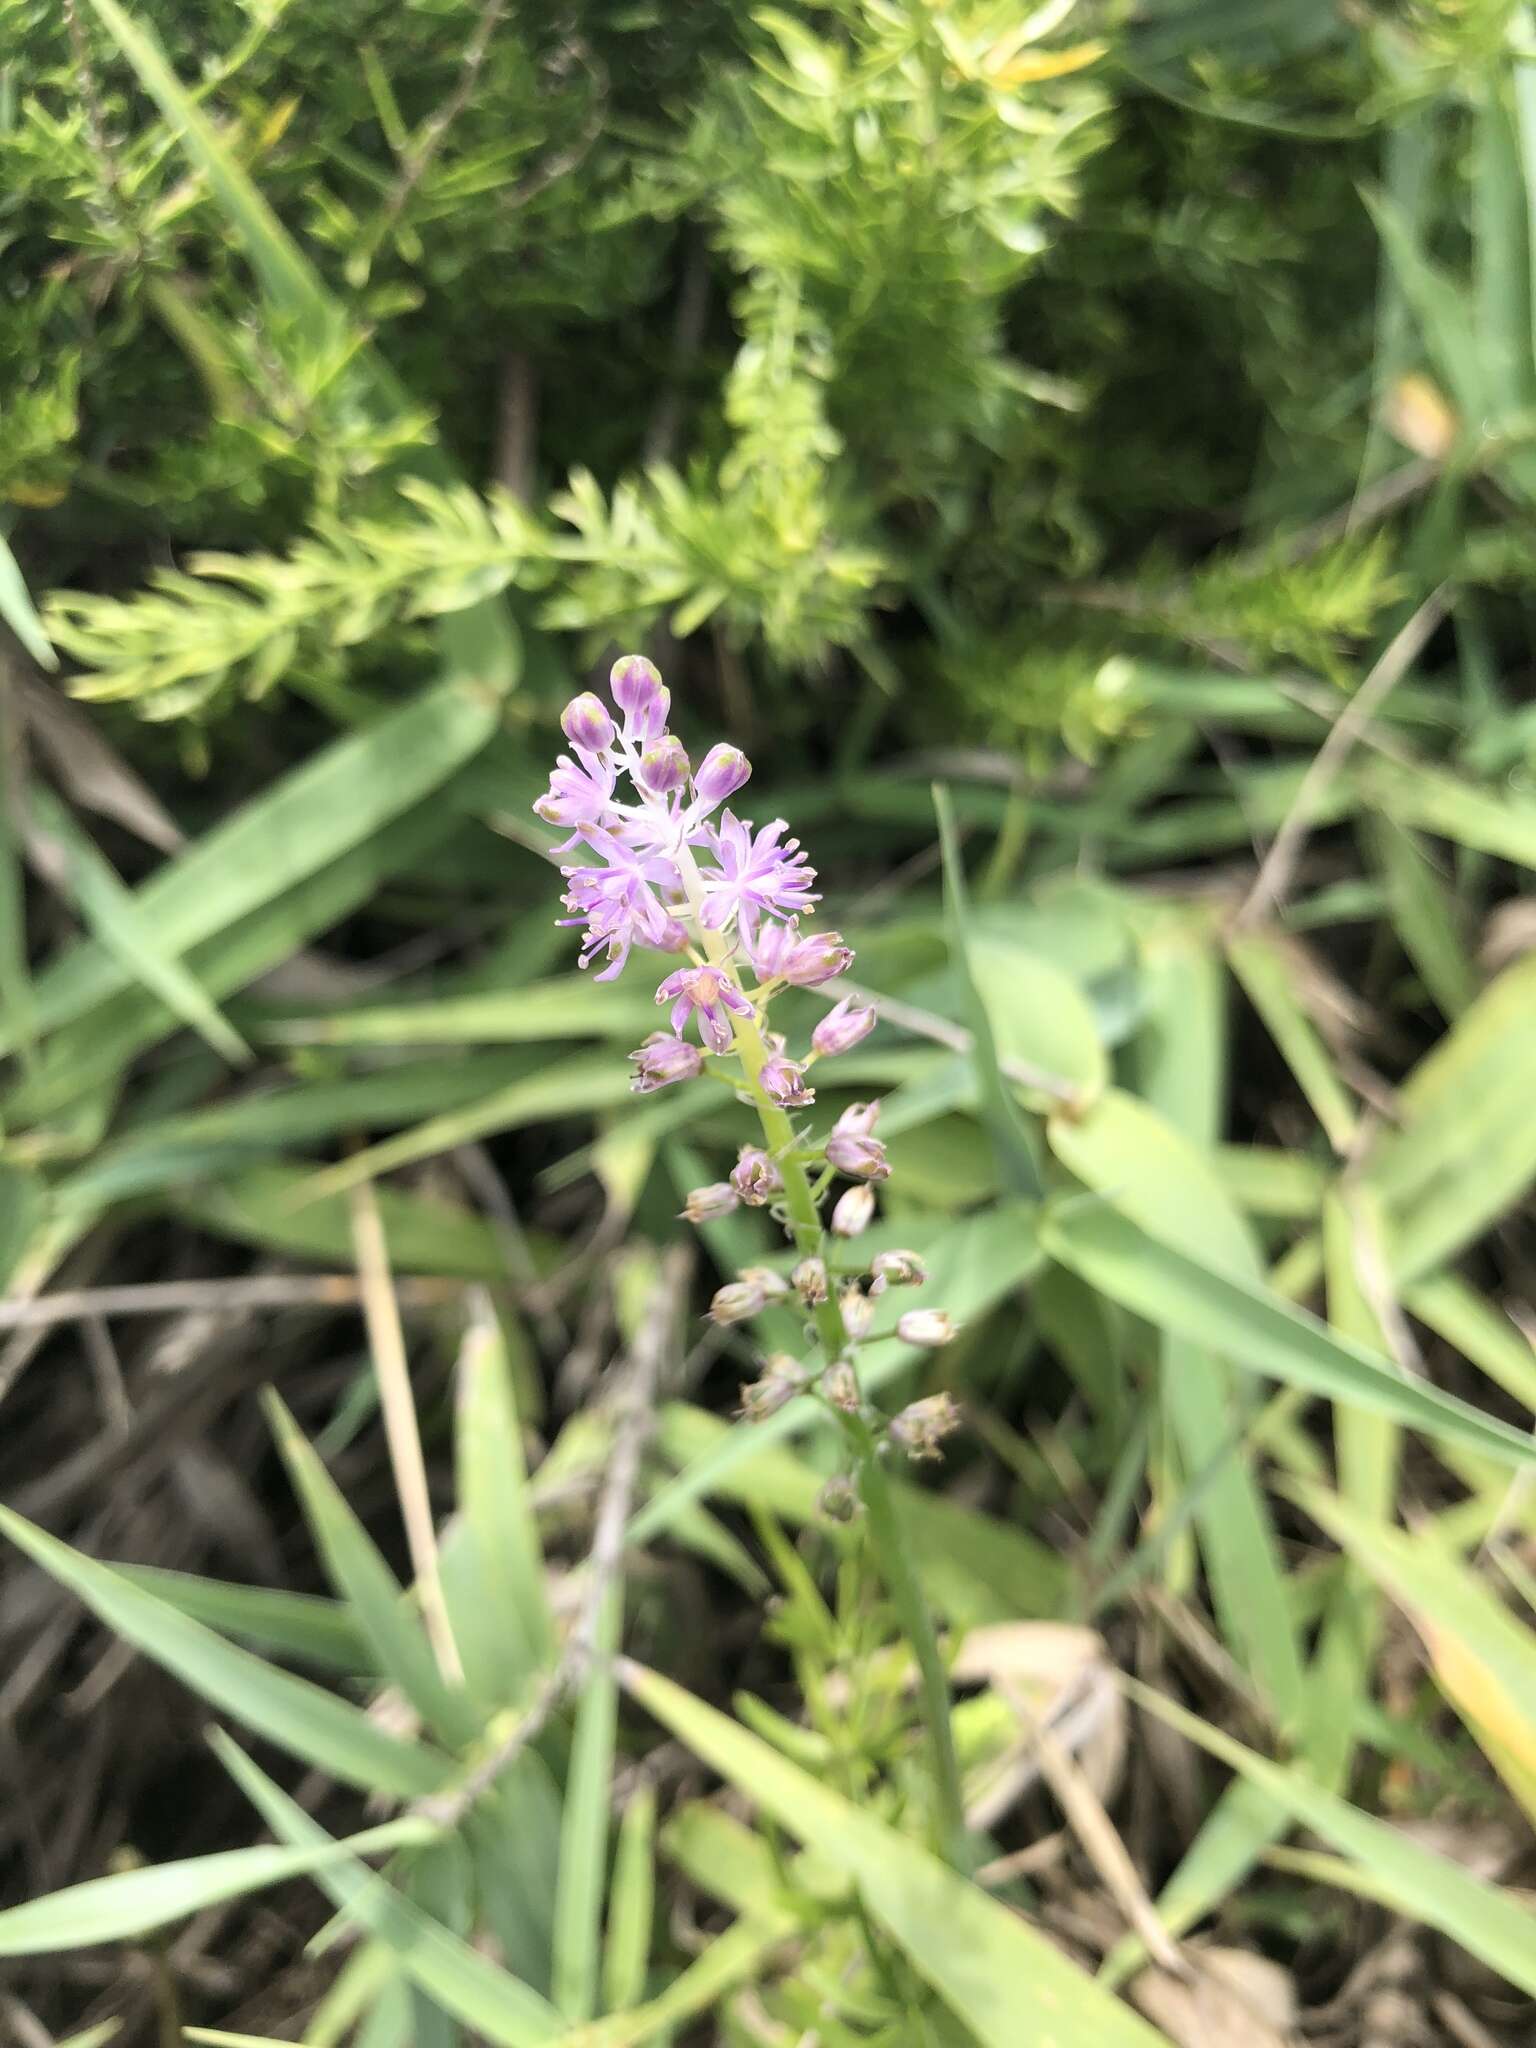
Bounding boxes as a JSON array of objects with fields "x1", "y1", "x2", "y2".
[{"x1": 677, "y1": 853, "x2": 967, "y2": 1863}]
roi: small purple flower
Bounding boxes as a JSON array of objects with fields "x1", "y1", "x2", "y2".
[
  {"x1": 561, "y1": 828, "x2": 681, "y2": 981},
  {"x1": 759, "y1": 1055, "x2": 814, "y2": 1108},
  {"x1": 638, "y1": 735, "x2": 690, "y2": 796},
  {"x1": 610, "y1": 655, "x2": 669, "y2": 744},
  {"x1": 812, "y1": 996, "x2": 875, "y2": 1057},
  {"x1": 698, "y1": 813, "x2": 819, "y2": 940},
  {"x1": 870, "y1": 1249, "x2": 927, "y2": 1294},
  {"x1": 629, "y1": 1033, "x2": 704, "y2": 1094},
  {"x1": 783, "y1": 929, "x2": 854, "y2": 988},
  {"x1": 561, "y1": 692, "x2": 615, "y2": 754},
  {"x1": 830, "y1": 1184, "x2": 876, "y2": 1237},
  {"x1": 693, "y1": 743, "x2": 752, "y2": 807},
  {"x1": 656, "y1": 964, "x2": 756, "y2": 1053},
  {"x1": 896, "y1": 1309, "x2": 954, "y2": 1349},
  {"x1": 535, "y1": 750, "x2": 617, "y2": 832},
  {"x1": 731, "y1": 1145, "x2": 783, "y2": 1206},
  {"x1": 888, "y1": 1391, "x2": 961, "y2": 1459}
]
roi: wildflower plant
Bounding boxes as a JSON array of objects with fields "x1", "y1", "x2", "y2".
[{"x1": 537, "y1": 652, "x2": 968, "y2": 1856}]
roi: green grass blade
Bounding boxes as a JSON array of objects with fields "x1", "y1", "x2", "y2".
[
  {"x1": 623, "y1": 1662, "x2": 1171, "y2": 2048},
  {"x1": 264, "y1": 1392, "x2": 479, "y2": 1748},
  {"x1": 113, "y1": 1564, "x2": 370, "y2": 1671},
  {"x1": 1405, "y1": 1272, "x2": 1536, "y2": 1414},
  {"x1": 1040, "y1": 1201, "x2": 1536, "y2": 1468},
  {"x1": 0, "y1": 1817, "x2": 428, "y2": 1956},
  {"x1": 602, "y1": 1782, "x2": 656, "y2": 2015},
  {"x1": 553, "y1": 1591, "x2": 620, "y2": 2022},
  {"x1": 1132, "y1": 1683, "x2": 1536, "y2": 1998},
  {"x1": 0, "y1": 529, "x2": 57, "y2": 670},
  {"x1": 30, "y1": 785, "x2": 250, "y2": 1066},
  {"x1": 211, "y1": 1731, "x2": 562, "y2": 2044},
  {"x1": 1226, "y1": 932, "x2": 1358, "y2": 1153},
  {"x1": 0, "y1": 1506, "x2": 451, "y2": 1798}
]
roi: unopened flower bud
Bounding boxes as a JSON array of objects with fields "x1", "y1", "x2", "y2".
[
  {"x1": 680, "y1": 1181, "x2": 739, "y2": 1222},
  {"x1": 610, "y1": 654, "x2": 669, "y2": 743},
  {"x1": 826, "y1": 1101, "x2": 889, "y2": 1179},
  {"x1": 560, "y1": 692, "x2": 614, "y2": 754},
  {"x1": 888, "y1": 1391, "x2": 962, "y2": 1460},
  {"x1": 896, "y1": 1308, "x2": 955, "y2": 1349},
  {"x1": 812, "y1": 996, "x2": 876, "y2": 1058},
  {"x1": 826, "y1": 1132, "x2": 890, "y2": 1180},
  {"x1": 821, "y1": 1357, "x2": 862, "y2": 1414},
  {"x1": 739, "y1": 1355, "x2": 809, "y2": 1420},
  {"x1": 739, "y1": 1265, "x2": 790, "y2": 1302},
  {"x1": 783, "y1": 930, "x2": 855, "y2": 988},
  {"x1": 830, "y1": 1184, "x2": 876, "y2": 1237},
  {"x1": 840, "y1": 1284, "x2": 875, "y2": 1341},
  {"x1": 731, "y1": 1145, "x2": 782, "y2": 1207},
  {"x1": 630, "y1": 1032, "x2": 704, "y2": 1094},
  {"x1": 791, "y1": 1256, "x2": 828, "y2": 1306},
  {"x1": 693, "y1": 743, "x2": 752, "y2": 805},
  {"x1": 759, "y1": 1055, "x2": 814, "y2": 1108},
  {"x1": 638, "y1": 735, "x2": 690, "y2": 795},
  {"x1": 747, "y1": 919, "x2": 799, "y2": 980},
  {"x1": 817, "y1": 1472, "x2": 862, "y2": 1523},
  {"x1": 870, "y1": 1249, "x2": 927, "y2": 1295},
  {"x1": 656, "y1": 917, "x2": 690, "y2": 954},
  {"x1": 710, "y1": 1279, "x2": 764, "y2": 1325}
]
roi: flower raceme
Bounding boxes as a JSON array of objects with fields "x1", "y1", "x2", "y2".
[{"x1": 537, "y1": 655, "x2": 958, "y2": 1468}]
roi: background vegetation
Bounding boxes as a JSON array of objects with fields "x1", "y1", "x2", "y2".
[{"x1": 5, "y1": 0, "x2": 1536, "y2": 2041}]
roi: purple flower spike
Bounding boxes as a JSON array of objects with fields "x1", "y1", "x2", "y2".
[
  {"x1": 698, "y1": 814, "x2": 819, "y2": 940},
  {"x1": 610, "y1": 654, "x2": 669, "y2": 744},
  {"x1": 656, "y1": 964, "x2": 755, "y2": 1052},
  {"x1": 561, "y1": 692, "x2": 615, "y2": 754},
  {"x1": 693, "y1": 743, "x2": 752, "y2": 807},
  {"x1": 783, "y1": 929, "x2": 854, "y2": 988},
  {"x1": 759, "y1": 1054, "x2": 814, "y2": 1107},
  {"x1": 630, "y1": 1033, "x2": 704, "y2": 1094},
  {"x1": 638, "y1": 735, "x2": 690, "y2": 795},
  {"x1": 561, "y1": 827, "x2": 682, "y2": 981},
  {"x1": 812, "y1": 996, "x2": 875, "y2": 1057}
]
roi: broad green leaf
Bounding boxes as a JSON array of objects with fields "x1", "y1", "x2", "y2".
[
  {"x1": 270, "y1": 979, "x2": 657, "y2": 1048},
  {"x1": 1358, "y1": 754, "x2": 1536, "y2": 870},
  {"x1": 0, "y1": 1816, "x2": 428, "y2": 1956},
  {"x1": 114, "y1": 1564, "x2": 369, "y2": 1671},
  {"x1": 623, "y1": 1663, "x2": 1170, "y2": 2048},
  {"x1": 1041, "y1": 1202, "x2": 1536, "y2": 1468},
  {"x1": 0, "y1": 1507, "x2": 451, "y2": 1798},
  {"x1": 265, "y1": 1392, "x2": 479, "y2": 1747},
  {"x1": 1132, "y1": 1685, "x2": 1536, "y2": 1999},
  {"x1": 212, "y1": 1733, "x2": 562, "y2": 2044}
]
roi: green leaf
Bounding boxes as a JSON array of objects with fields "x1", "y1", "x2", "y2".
[
  {"x1": 1040, "y1": 1202, "x2": 1536, "y2": 1468},
  {"x1": 0, "y1": 1817, "x2": 429, "y2": 1956},
  {"x1": 1226, "y1": 932, "x2": 1357, "y2": 1153},
  {"x1": 113, "y1": 1564, "x2": 370, "y2": 1672},
  {"x1": 450, "y1": 1306, "x2": 555, "y2": 1708},
  {"x1": 602, "y1": 1782, "x2": 657, "y2": 2015},
  {"x1": 1131, "y1": 1683, "x2": 1536, "y2": 1999},
  {"x1": 264, "y1": 1391, "x2": 479, "y2": 1747},
  {"x1": 212, "y1": 1732, "x2": 562, "y2": 2045},
  {"x1": 6, "y1": 674, "x2": 510, "y2": 1058},
  {"x1": 0, "y1": 529, "x2": 57, "y2": 670},
  {"x1": 0, "y1": 1506, "x2": 451, "y2": 1798},
  {"x1": 554, "y1": 1590, "x2": 620, "y2": 2022},
  {"x1": 623, "y1": 1662, "x2": 1171, "y2": 2048}
]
